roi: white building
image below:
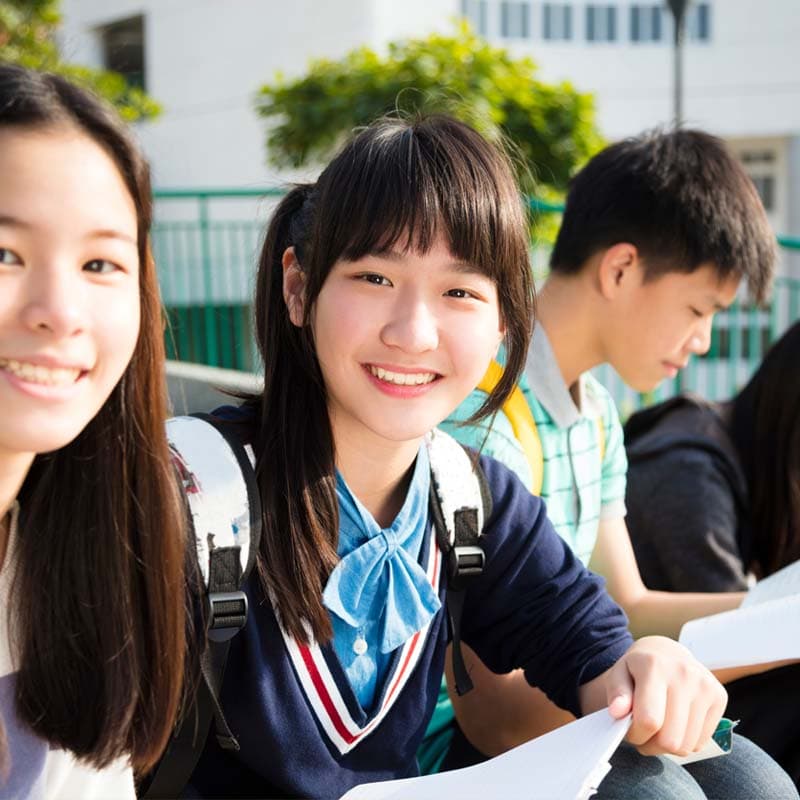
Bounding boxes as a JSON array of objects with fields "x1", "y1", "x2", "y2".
[
  {"x1": 59, "y1": 1, "x2": 799, "y2": 247},
  {"x1": 57, "y1": 1, "x2": 799, "y2": 384}
]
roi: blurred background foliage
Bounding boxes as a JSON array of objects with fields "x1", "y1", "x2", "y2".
[
  {"x1": 0, "y1": 0, "x2": 160, "y2": 121},
  {"x1": 257, "y1": 22, "x2": 604, "y2": 240}
]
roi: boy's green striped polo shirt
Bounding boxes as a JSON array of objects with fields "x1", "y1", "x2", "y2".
[{"x1": 440, "y1": 327, "x2": 628, "y2": 564}]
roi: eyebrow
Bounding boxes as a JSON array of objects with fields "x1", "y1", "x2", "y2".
[{"x1": 0, "y1": 215, "x2": 136, "y2": 246}]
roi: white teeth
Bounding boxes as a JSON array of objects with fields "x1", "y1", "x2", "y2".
[
  {"x1": 0, "y1": 358, "x2": 81, "y2": 386},
  {"x1": 369, "y1": 366, "x2": 437, "y2": 386}
]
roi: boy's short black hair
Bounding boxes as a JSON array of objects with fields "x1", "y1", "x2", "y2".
[{"x1": 549, "y1": 128, "x2": 776, "y2": 302}]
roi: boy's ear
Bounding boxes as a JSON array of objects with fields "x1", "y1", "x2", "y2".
[
  {"x1": 282, "y1": 246, "x2": 306, "y2": 326},
  {"x1": 597, "y1": 243, "x2": 640, "y2": 300}
]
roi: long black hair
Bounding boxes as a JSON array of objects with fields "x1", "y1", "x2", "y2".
[
  {"x1": 248, "y1": 115, "x2": 535, "y2": 643},
  {"x1": 0, "y1": 64, "x2": 186, "y2": 773},
  {"x1": 729, "y1": 321, "x2": 800, "y2": 577}
]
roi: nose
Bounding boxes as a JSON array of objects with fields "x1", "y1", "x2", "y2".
[
  {"x1": 380, "y1": 292, "x2": 439, "y2": 354},
  {"x1": 20, "y1": 265, "x2": 87, "y2": 338},
  {"x1": 688, "y1": 315, "x2": 713, "y2": 356}
]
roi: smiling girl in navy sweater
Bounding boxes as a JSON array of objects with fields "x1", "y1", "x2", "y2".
[{"x1": 180, "y1": 115, "x2": 794, "y2": 800}]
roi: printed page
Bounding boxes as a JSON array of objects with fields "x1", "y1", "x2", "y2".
[
  {"x1": 679, "y1": 594, "x2": 800, "y2": 670},
  {"x1": 339, "y1": 709, "x2": 632, "y2": 800},
  {"x1": 741, "y1": 559, "x2": 800, "y2": 608}
]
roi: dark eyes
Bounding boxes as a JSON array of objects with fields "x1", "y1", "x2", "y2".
[
  {"x1": 359, "y1": 273, "x2": 391, "y2": 286},
  {"x1": 0, "y1": 247, "x2": 22, "y2": 266},
  {"x1": 83, "y1": 259, "x2": 120, "y2": 275},
  {"x1": 356, "y1": 274, "x2": 478, "y2": 300}
]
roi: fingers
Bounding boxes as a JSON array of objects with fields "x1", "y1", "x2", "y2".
[
  {"x1": 604, "y1": 659, "x2": 634, "y2": 719},
  {"x1": 617, "y1": 636, "x2": 727, "y2": 757},
  {"x1": 624, "y1": 647, "x2": 668, "y2": 749}
]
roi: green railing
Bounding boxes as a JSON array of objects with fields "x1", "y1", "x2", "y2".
[{"x1": 153, "y1": 188, "x2": 800, "y2": 410}]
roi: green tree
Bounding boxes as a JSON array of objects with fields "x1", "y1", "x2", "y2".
[
  {"x1": 0, "y1": 0, "x2": 159, "y2": 121},
  {"x1": 256, "y1": 22, "x2": 602, "y2": 197}
]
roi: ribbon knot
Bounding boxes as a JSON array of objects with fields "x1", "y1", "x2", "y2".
[
  {"x1": 322, "y1": 447, "x2": 441, "y2": 654},
  {"x1": 380, "y1": 529, "x2": 400, "y2": 557}
]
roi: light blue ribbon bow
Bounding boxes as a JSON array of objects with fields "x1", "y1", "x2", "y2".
[{"x1": 323, "y1": 446, "x2": 441, "y2": 654}]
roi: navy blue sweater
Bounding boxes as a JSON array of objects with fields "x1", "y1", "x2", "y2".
[{"x1": 186, "y1": 447, "x2": 632, "y2": 800}]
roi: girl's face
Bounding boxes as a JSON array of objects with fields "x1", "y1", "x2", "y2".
[
  {"x1": 0, "y1": 126, "x2": 140, "y2": 459},
  {"x1": 286, "y1": 234, "x2": 504, "y2": 454}
]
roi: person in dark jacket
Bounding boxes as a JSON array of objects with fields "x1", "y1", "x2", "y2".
[{"x1": 625, "y1": 320, "x2": 800, "y2": 786}]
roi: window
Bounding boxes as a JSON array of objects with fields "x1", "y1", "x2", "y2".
[
  {"x1": 740, "y1": 150, "x2": 777, "y2": 213},
  {"x1": 586, "y1": 5, "x2": 616, "y2": 42},
  {"x1": 687, "y1": 3, "x2": 712, "y2": 41},
  {"x1": 630, "y1": 4, "x2": 663, "y2": 42},
  {"x1": 461, "y1": 0, "x2": 489, "y2": 36},
  {"x1": 500, "y1": 1, "x2": 531, "y2": 38},
  {"x1": 100, "y1": 15, "x2": 146, "y2": 89},
  {"x1": 543, "y1": 3, "x2": 572, "y2": 41}
]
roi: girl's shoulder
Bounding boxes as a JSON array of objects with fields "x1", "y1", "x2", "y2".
[{"x1": 473, "y1": 451, "x2": 548, "y2": 536}]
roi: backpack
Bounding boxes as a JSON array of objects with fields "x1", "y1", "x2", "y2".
[
  {"x1": 476, "y1": 359, "x2": 606, "y2": 496},
  {"x1": 139, "y1": 415, "x2": 491, "y2": 799}
]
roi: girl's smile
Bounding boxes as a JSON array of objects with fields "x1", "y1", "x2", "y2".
[{"x1": 364, "y1": 364, "x2": 441, "y2": 396}]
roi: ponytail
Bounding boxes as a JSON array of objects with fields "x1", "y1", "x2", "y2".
[{"x1": 249, "y1": 185, "x2": 340, "y2": 644}]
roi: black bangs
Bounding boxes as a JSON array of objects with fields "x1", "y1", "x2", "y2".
[{"x1": 312, "y1": 116, "x2": 522, "y2": 281}]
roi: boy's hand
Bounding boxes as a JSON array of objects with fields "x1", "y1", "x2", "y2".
[{"x1": 580, "y1": 636, "x2": 727, "y2": 757}]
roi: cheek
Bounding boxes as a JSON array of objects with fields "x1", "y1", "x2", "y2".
[
  {"x1": 451, "y1": 310, "x2": 504, "y2": 379},
  {"x1": 100, "y1": 290, "x2": 141, "y2": 380}
]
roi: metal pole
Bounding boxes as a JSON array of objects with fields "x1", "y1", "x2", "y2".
[{"x1": 666, "y1": 0, "x2": 690, "y2": 127}]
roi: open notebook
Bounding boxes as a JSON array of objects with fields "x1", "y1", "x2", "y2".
[
  {"x1": 340, "y1": 709, "x2": 631, "y2": 800},
  {"x1": 679, "y1": 560, "x2": 800, "y2": 669}
]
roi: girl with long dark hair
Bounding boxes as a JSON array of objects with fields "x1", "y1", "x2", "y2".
[
  {"x1": 0, "y1": 65, "x2": 186, "y2": 797},
  {"x1": 178, "y1": 115, "x2": 794, "y2": 799}
]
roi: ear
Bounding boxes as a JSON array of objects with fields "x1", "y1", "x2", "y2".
[
  {"x1": 597, "y1": 243, "x2": 640, "y2": 301},
  {"x1": 282, "y1": 246, "x2": 306, "y2": 327}
]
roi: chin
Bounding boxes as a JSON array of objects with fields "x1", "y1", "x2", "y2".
[{"x1": 622, "y1": 373, "x2": 664, "y2": 394}]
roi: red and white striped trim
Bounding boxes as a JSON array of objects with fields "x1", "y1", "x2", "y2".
[{"x1": 280, "y1": 532, "x2": 442, "y2": 755}]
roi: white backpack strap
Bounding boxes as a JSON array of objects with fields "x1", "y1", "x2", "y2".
[
  {"x1": 425, "y1": 428, "x2": 489, "y2": 696},
  {"x1": 167, "y1": 415, "x2": 254, "y2": 591},
  {"x1": 425, "y1": 427, "x2": 485, "y2": 544},
  {"x1": 144, "y1": 415, "x2": 260, "y2": 797}
]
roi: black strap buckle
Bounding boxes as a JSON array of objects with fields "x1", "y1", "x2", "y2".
[
  {"x1": 448, "y1": 544, "x2": 485, "y2": 583},
  {"x1": 206, "y1": 591, "x2": 248, "y2": 642},
  {"x1": 447, "y1": 545, "x2": 486, "y2": 589}
]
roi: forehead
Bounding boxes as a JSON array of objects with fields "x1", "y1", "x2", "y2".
[{"x1": 0, "y1": 125, "x2": 137, "y2": 240}]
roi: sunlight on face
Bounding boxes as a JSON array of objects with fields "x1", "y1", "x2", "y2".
[
  {"x1": 301, "y1": 235, "x2": 504, "y2": 455},
  {"x1": 0, "y1": 126, "x2": 140, "y2": 459},
  {"x1": 610, "y1": 264, "x2": 740, "y2": 393}
]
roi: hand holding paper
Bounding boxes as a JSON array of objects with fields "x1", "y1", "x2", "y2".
[{"x1": 580, "y1": 636, "x2": 727, "y2": 758}]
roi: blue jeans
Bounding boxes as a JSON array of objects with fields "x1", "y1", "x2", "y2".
[{"x1": 595, "y1": 735, "x2": 799, "y2": 800}]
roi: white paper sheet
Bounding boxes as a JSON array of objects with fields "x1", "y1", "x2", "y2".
[
  {"x1": 339, "y1": 709, "x2": 632, "y2": 800},
  {"x1": 679, "y1": 593, "x2": 800, "y2": 670},
  {"x1": 741, "y1": 559, "x2": 800, "y2": 608}
]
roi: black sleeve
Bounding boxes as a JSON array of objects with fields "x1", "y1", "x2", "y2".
[
  {"x1": 625, "y1": 448, "x2": 749, "y2": 593},
  {"x1": 459, "y1": 455, "x2": 633, "y2": 717}
]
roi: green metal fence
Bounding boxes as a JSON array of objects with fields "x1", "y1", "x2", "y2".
[{"x1": 153, "y1": 188, "x2": 800, "y2": 411}]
